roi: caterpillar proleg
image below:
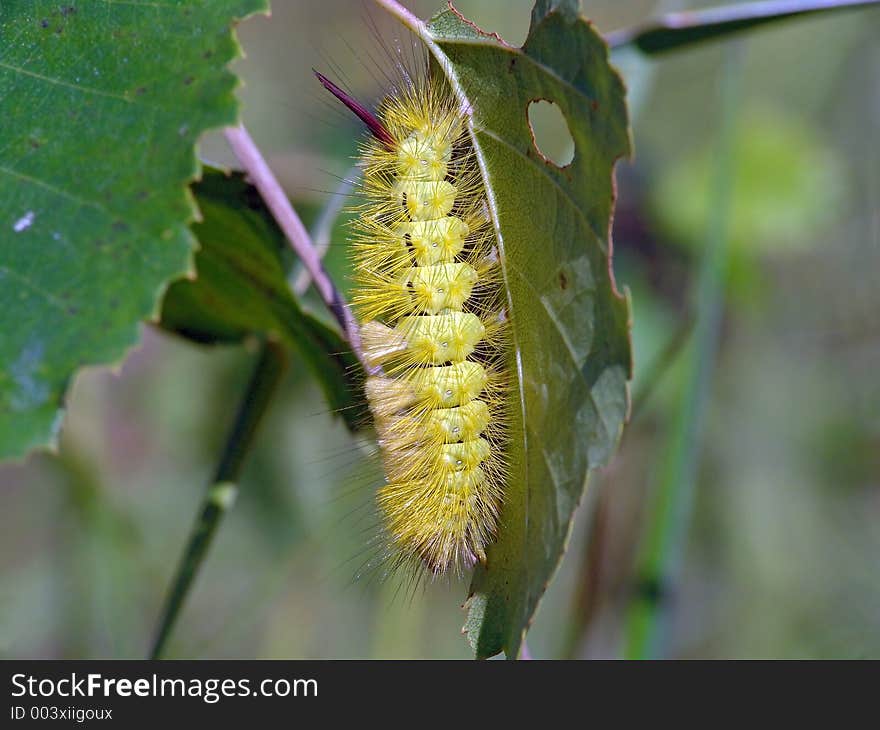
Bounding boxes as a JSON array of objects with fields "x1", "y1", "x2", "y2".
[{"x1": 317, "y1": 64, "x2": 510, "y2": 577}]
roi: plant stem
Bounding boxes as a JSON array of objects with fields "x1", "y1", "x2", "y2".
[
  {"x1": 292, "y1": 167, "x2": 359, "y2": 296},
  {"x1": 622, "y1": 44, "x2": 744, "y2": 660},
  {"x1": 149, "y1": 341, "x2": 287, "y2": 659},
  {"x1": 224, "y1": 124, "x2": 368, "y2": 370},
  {"x1": 606, "y1": 0, "x2": 880, "y2": 55},
  {"x1": 372, "y1": 0, "x2": 424, "y2": 34},
  {"x1": 630, "y1": 313, "x2": 695, "y2": 421}
]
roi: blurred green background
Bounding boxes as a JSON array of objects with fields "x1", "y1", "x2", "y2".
[{"x1": 1, "y1": 0, "x2": 878, "y2": 659}]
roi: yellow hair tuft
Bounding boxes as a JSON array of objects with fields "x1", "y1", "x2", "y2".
[{"x1": 349, "y1": 71, "x2": 510, "y2": 577}]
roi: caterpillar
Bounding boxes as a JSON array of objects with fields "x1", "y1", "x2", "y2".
[{"x1": 316, "y1": 66, "x2": 510, "y2": 577}]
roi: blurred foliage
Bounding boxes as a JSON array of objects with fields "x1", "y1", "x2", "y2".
[
  {"x1": 653, "y1": 106, "x2": 847, "y2": 255},
  {"x1": 1, "y1": 0, "x2": 879, "y2": 659}
]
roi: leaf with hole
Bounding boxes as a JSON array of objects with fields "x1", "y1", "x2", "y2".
[
  {"x1": 0, "y1": 0, "x2": 265, "y2": 460},
  {"x1": 389, "y1": 0, "x2": 632, "y2": 657}
]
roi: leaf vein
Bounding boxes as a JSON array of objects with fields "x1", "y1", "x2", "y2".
[{"x1": 477, "y1": 126, "x2": 607, "y2": 247}]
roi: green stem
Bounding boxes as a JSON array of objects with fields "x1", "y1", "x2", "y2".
[
  {"x1": 623, "y1": 44, "x2": 744, "y2": 660},
  {"x1": 630, "y1": 313, "x2": 695, "y2": 421},
  {"x1": 149, "y1": 341, "x2": 287, "y2": 659}
]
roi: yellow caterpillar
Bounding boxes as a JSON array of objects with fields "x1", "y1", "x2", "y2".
[{"x1": 317, "y1": 70, "x2": 509, "y2": 576}]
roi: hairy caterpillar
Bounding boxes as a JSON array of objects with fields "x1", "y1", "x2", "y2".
[{"x1": 316, "y1": 65, "x2": 510, "y2": 577}]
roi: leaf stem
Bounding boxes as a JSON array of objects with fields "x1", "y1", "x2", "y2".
[
  {"x1": 223, "y1": 124, "x2": 368, "y2": 370},
  {"x1": 372, "y1": 0, "x2": 469, "y2": 114},
  {"x1": 148, "y1": 340, "x2": 287, "y2": 659},
  {"x1": 606, "y1": 0, "x2": 880, "y2": 54},
  {"x1": 372, "y1": 0, "x2": 425, "y2": 33},
  {"x1": 622, "y1": 43, "x2": 744, "y2": 659},
  {"x1": 292, "y1": 167, "x2": 359, "y2": 296}
]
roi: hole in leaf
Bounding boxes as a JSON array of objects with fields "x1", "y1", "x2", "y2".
[{"x1": 527, "y1": 100, "x2": 574, "y2": 167}]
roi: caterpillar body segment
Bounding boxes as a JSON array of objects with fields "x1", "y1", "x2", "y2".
[{"x1": 341, "y1": 73, "x2": 509, "y2": 576}]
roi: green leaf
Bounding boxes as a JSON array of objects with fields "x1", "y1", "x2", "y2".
[
  {"x1": 160, "y1": 168, "x2": 367, "y2": 429},
  {"x1": 606, "y1": 0, "x2": 880, "y2": 55},
  {"x1": 0, "y1": 0, "x2": 265, "y2": 460},
  {"x1": 530, "y1": 0, "x2": 579, "y2": 27},
  {"x1": 415, "y1": 4, "x2": 632, "y2": 657}
]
